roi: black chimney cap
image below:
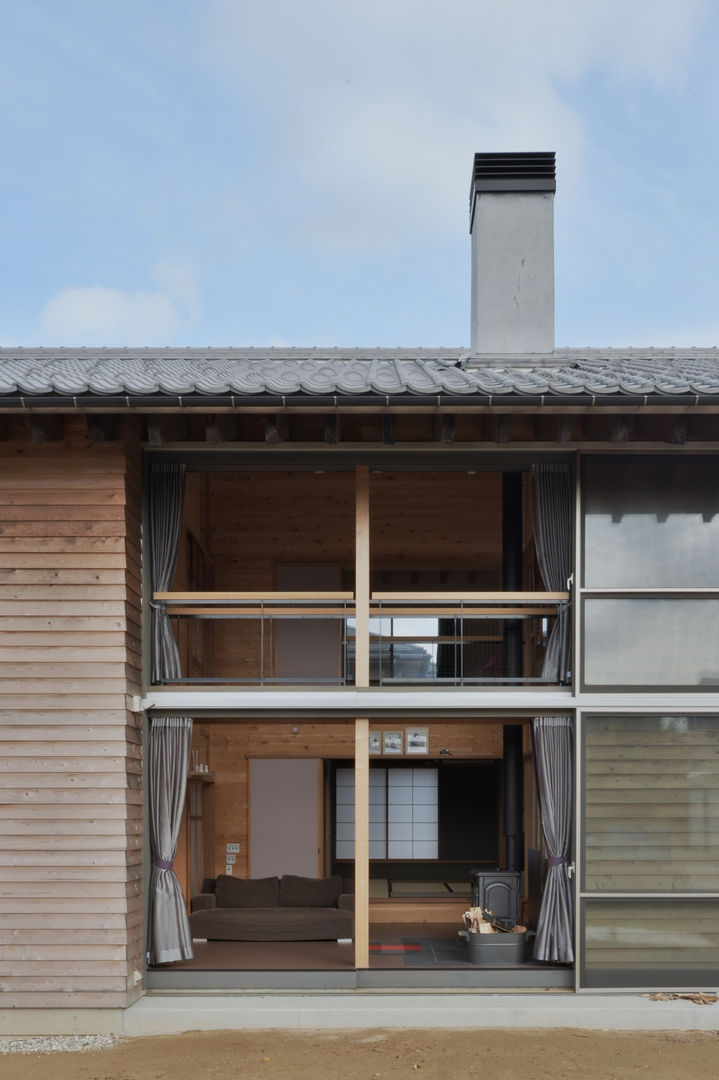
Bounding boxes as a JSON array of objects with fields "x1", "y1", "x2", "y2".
[{"x1": 470, "y1": 152, "x2": 556, "y2": 207}]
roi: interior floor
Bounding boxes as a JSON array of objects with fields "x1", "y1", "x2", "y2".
[{"x1": 156, "y1": 922, "x2": 554, "y2": 972}]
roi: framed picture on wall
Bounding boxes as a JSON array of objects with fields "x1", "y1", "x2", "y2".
[
  {"x1": 406, "y1": 727, "x2": 429, "y2": 754},
  {"x1": 383, "y1": 730, "x2": 404, "y2": 755},
  {"x1": 369, "y1": 731, "x2": 382, "y2": 755}
]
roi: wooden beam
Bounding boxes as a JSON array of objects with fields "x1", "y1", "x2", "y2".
[
  {"x1": 557, "y1": 417, "x2": 573, "y2": 444},
  {"x1": 494, "y1": 415, "x2": 511, "y2": 443},
  {"x1": 436, "y1": 414, "x2": 454, "y2": 445},
  {"x1": 611, "y1": 418, "x2": 630, "y2": 443},
  {"x1": 146, "y1": 418, "x2": 165, "y2": 446},
  {"x1": 206, "y1": 415, "x2": 243, "y2": 443},
  {"x1": 264, "y1": 414, "x2": 289, "y2": 444},
  {"x1": 86, "y1": 416, "x2": 117, "y2": 443},
  {"x1": 382, "y1": 415, "x2": 395, "y2": 445},
  {"x1": 354, "y1": 466, "x2": 370, "y2": 687},
  {"x1": 29, "y1": 417, "x2": 64, "y2": 445},
  {"x1": 354, "y1": 717, "x2": 369, "y2": 970},
  {"x1": 670, "y1": 417, "x2": 689, "y2": 445},
  {"x1": 323, "y1": 415, "x2": 339, "y2": 445}
]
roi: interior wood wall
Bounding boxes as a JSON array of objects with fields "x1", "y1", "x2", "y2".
[
  {"x1": 186, "y1": 470, "x2": 503, "y2": 680},
  {"x1": 201, "y1": 719, "x2": 504, "y2": 882},
  {"x1": 0, "y1": 418, "x2": 144, "y2": 1010}
]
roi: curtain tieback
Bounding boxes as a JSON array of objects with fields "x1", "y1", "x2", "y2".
[
  {"x1": 153, "y1": 858, "x2": 174, "y2": 870},
  {"x1": 547, "y1": 856, "x2": 567, "y2": 867},
  {"x1": 149, "y1": 600, "x2": 167, "y2": 611}
]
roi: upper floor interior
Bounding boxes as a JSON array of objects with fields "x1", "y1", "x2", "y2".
[{"x1": 148, "y1": 449, "x2": 719, "y2": 694}]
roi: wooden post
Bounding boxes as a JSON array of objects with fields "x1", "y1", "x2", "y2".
[
  {"x1": 355, "y1": 465, "x2": 370, "y2": 688},
  {"x1": 354, "y1": 466, "x2": 370, "y2": 969},
  {"x1": 354, "y1": 716, "x2": 370, "y2": 969}
]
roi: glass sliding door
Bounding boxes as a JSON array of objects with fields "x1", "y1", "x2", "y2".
[{"x1": 579, "y1": 714, "x2": 719, "y2": 988}]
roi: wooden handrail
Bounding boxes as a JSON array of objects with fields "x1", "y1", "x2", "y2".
[
  {"x1": 371, "y1": 591, "x2": 570, "y2": 602},
  {"x1": 154, "y1": 591, "x2": 354, "y2": 602},
  {"x1": 155, "y1": 590, "x2": 569, "y2": 603}
]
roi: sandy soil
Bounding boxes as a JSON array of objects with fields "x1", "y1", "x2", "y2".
[{"x1": 3, "y1": 1029, "x2": 719, "y2": 1080}]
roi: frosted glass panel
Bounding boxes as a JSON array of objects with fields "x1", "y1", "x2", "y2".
[
  {"x1": 584, "y1": 599, "x2": 719, "y2": 687},
  {"x1": 389, "y1": 770, "x2": 412, "y2": 787},
  {"x1": 413, "y1": 842, "x2": 438, "y2": 858},
  {"x1": 388, "y1": 786, "x2": 412, "y2": 804},
  {"x1": 413, "y1": 822, "x2": 438, "y2": 842},
  {"x1": 583, "y1": 458, "x2": 719, "y2": 588},
  {"x1": 582, "y1": 900, "x2": 719, "y2": 988},
  {"x1": 336, "y1": 841, "x2": 354, "y2": 859},
  {"x1": 583, "y1": 715, "x2": 719, "y2": 891},
  {"x1": 336, "y1": 803, "x2": 354, "y2": 823},
  {"x1": 389, "y1": 803, "x2": 412, "y2": 823}
]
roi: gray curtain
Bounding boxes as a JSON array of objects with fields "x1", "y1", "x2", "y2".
[
  {"x1": 532, "y1": 464, "x2": 573, "y2": 683},
  {"x1": 532, "y1": 716, "x2": 574, "y2": 964},
  {"x1": 148, "y1": 716, "x2": 193, "y2": 965},
  {"x1": 150, "y1": 463, "x2": 185, "y2": 683}
]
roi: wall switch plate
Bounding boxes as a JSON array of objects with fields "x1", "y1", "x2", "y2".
[
  {"x1": 225, "y1": 864, "x2": 233, "y2": 875},
  {"x1": 226, "y1": 843, "x2": 240, "y2": 853},
  {"x1": 226, "y1": 853, "x2": 236, "y2": 864}
]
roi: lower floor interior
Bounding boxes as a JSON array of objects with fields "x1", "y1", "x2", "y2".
[
  {"x1": 152, "y1": 714, "x2": 569, "y2": 987},
  {"x1": 147, "y1": 709, "x2": 719, "y2": 991}
]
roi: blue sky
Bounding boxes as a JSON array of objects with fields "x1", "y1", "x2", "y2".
[{"x1": 2, "y1": 0, "x2": 719, "y2": 348}]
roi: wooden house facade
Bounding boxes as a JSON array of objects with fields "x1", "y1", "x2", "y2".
[{"x1": 1, "y1": 153, "x2": 719, "y2": 1029}]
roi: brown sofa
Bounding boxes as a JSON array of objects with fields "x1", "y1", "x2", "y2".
[{"x1": 189, "y1": 873, "x2": 354, "y2": 941}]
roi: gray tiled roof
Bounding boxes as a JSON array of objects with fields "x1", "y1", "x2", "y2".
[{"x1": 1, "y1": 347, "x2": 719, "y2": 402}]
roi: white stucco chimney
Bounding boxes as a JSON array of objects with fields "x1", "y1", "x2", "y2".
[{"x1": 469, "y1": 152, "x2": 556, "y2": 356}]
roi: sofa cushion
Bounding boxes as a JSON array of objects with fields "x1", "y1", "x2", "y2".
[
  {"x1": 279, "y1": 874, "x2": 342, "y2": 908},
  {"x1": 188, "y1": 905, "x2": 353, "y2": 941},
  {"x1": 214, "y1": 874, "x2": 279, "y2": 908}
]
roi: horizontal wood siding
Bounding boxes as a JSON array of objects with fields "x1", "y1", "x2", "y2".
[{"x1": 0, "y1": 426, "x2": 143, "y2": 1010}]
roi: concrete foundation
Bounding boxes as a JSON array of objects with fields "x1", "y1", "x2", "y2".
[{"x1": 2, "y1": 991, "x2": 719, "y2": 1037}]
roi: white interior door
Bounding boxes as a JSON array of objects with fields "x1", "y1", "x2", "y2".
[
  {"x1": 250, "y1": 758, "x2": 322, "y2": 878},
  {"x1": 275, "y1": 566, "x2": 340, "y2": 682}
]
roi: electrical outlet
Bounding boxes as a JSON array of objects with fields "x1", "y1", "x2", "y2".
[
  {"x1": 226, "y1": 853, "x2": 236, "y2": 864},
  {"x1": 225, "y1": 864, "x2": 233, "y2": 875},
  {"x1": 226, "y1": 843, "x2": 240, "y2": 854}
]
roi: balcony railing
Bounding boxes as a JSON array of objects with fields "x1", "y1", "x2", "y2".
[{"x1": 153, "y1": 590, "x2": 569, "y2": 687}]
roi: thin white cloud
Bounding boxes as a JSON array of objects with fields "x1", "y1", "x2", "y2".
[
  {"x1": 39, "y1": 286, "x2": 181, "y2": 346},
  {"x1": 204, "y1": 0, "x2": 707, "y2": 250},
  {"x1": 151, "y1": 261, "x2": 201, "y2": 321}
]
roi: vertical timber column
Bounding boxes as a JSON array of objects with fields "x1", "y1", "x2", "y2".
[
  {"x1": 354, "y1": 465, "x2": 370, "y2": 967},
  {"x1": 355, "y1": 465, "x2": 370, "y2": 687},
  {"x1": 354, "y1": 717, "x2": 370, "y2": 968},
  {"x1": 502, "y1": 472, "x2": 523, "y2": 678}
]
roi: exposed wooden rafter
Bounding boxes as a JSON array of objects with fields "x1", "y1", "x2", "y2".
[
  {"x1": 29, "y1": 415, "x2": 64, "y2": 444},
  {"x1": 264, "y1": 414, "x2": 289, "y2": 444},
  {"x1": 382, "y1": 415, "x2": 396, "y2": 445}
]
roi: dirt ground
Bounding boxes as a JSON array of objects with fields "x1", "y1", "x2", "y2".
[{"x1": 3, "y1": 1028, "x2": 719, "y2": 1080}]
